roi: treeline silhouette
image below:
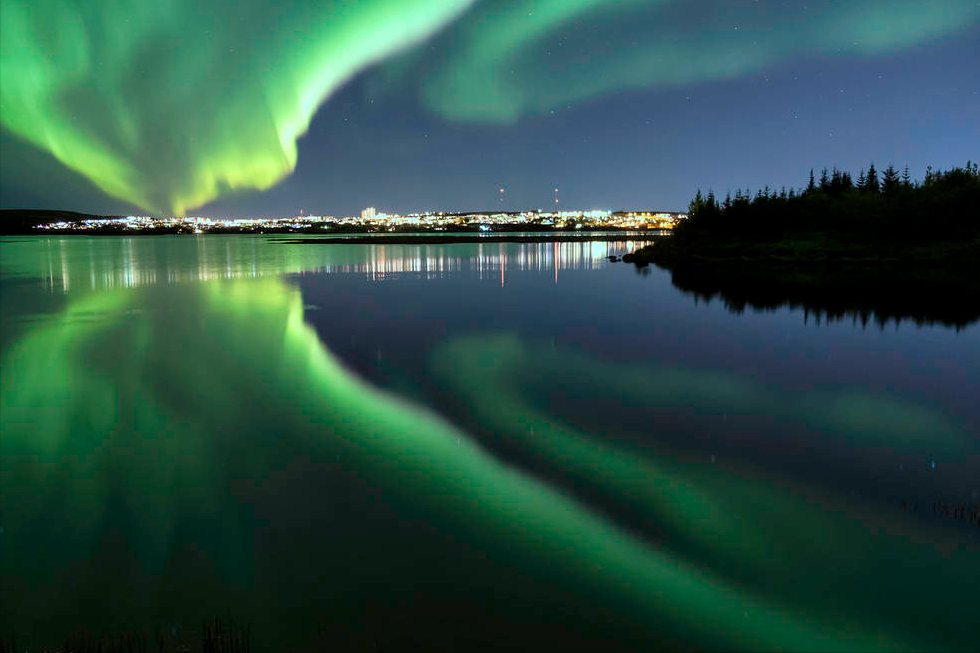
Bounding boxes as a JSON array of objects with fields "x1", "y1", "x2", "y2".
[
  {"x1": 621, "y1": 161, "x2": 979, "y2": 327},
  {"x1": 678, "y1": 161, "x2": 980, "y2": 242}
]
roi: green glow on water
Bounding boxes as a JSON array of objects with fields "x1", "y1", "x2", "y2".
[
  {"x1": 2, "y1": 274, "x2": 976, "y2": 650},
  {"x1": 430, "y1": 334, "x2": 979, "y2": 649}
]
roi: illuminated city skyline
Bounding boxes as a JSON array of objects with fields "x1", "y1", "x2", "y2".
[{"x1": 33, "y1": 208, "x2": 686, "y2": 234}]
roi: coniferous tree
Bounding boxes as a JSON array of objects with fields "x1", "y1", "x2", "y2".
[
  {"x1": 882, "y1": 165, "x2": 900, "y2": 195},
  {"x1": 902, "y1": 165, "x2": 912, "y2": 188},
  {"x1": 819, "y1": 168, "x2": 830, "y2": 189},
  {"x1": 826, "y1": 168, "x2": 842, "y2": 196},
  {"x1": 857, "y1": 169, "x2": 866, "y2": 189},
  {"x1": 807, "y1": 168, "x2": 816, "y2": 192},
  {"x1": 723, "y1": 192, "x2": 732, "y2": 209},
  {"x1": 691, "y1": 189, "x2": 704, "y2": 211},
  {"x1": 866, "y1": 163, "x2": 879, "y2": 193}
]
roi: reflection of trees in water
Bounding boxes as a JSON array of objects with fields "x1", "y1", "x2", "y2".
[{"x1": 656, "y1": 262, "x2": 980, "y2": 329}]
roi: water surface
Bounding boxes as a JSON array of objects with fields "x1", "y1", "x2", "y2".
[{"x1": 1, "y1": 235, "x2": 977, "y2": 651}]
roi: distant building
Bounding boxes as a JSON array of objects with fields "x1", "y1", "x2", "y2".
[{"x1": 361, "y1": 207, "x2": 376, "y2": 220}]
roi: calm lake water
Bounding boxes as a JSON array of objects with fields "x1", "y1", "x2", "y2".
[{"x1": 1, "y1": 235, "x2": 978, "y2": 652}]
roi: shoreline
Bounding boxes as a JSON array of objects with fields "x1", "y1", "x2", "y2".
[
  {"x1": 621, "y1": 236, "x2": 980, "y2": 327},
  {"x1": 273, "y1": 233, "x2": 659, "y2": 245},
  {"x1": 0, "y1": 228, "x2": 665, "y2": 239},
  {"x1": 621, "y1": 235, "x2": 980, "y2": 267}
]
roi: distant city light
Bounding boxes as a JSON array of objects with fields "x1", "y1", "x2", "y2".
[{"x1": 35, "y1": 208, "x2": 686, "y2": 234}]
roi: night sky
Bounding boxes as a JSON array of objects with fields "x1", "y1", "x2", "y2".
[{"x1": 1, "y1": 0, "x2": 978, "y2": 218}]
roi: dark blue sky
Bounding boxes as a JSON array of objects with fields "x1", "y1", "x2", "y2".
[{"x1": 1, "y1": 1, "x2": 977, "y2": 217}]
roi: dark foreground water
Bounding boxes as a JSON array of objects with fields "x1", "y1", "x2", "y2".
[{"x1": 1, "y1": 235, "x2": 977, "y2": 652}]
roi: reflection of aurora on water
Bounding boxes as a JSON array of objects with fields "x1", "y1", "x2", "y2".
[
  {"x1": 429, "y1": 335, "x2": 978, "y2": 648},
  {"x1": 1, "y1": 274, "x2": 977, "y2": 650}
]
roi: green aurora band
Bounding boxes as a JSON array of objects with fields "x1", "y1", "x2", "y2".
[
  {"x1": 0, "y1": 0, "x2": 476, "y2": 215},
  {"x1": 391, "y1": 0, "x2": 980, "y2": 122},
  {"x1": 3, "y1": 1, "x2": 979, "y2": 214}
]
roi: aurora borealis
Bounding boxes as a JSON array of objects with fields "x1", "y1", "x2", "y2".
[
  {"x1": 2, "y1": 1, "x2": 979, "y2": 216},
  {"x1": 2, "y1": 3, "x2": 980, "y2": 648},
  {"x1": 393, "y1": 0, "x2": 980, "y2": 122},
  {"x1": 0, "y1": 0, "x2": 476, "y2": 214}
]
